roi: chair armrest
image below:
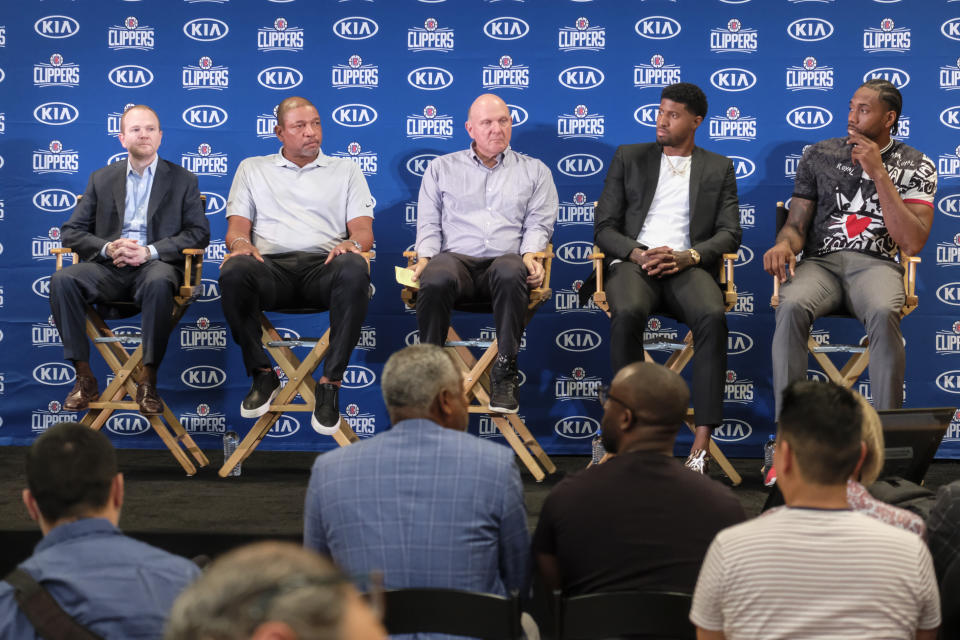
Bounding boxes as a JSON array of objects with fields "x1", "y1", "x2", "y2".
[
  {"x1": 720, "y1": 253, "x2": 737, "y2": 308},
  {"x1": 903, "y1": 254, "x2": 921, "y2": 308},
  {"x1": 403, "y1": 250, "x2": 418, "y2": 268},
  {"x1": 771, "y1": 275, "x2": 780, "y2": 309},
  {"x1": 180, "y1": 248, "x2": 205, "y2": 295},
  {"x1": 589, "y1": 246, "x2": 609, "y2": 313},
  {"x1": 51, "y1": 247, "x2": 77, "y2": 272}
]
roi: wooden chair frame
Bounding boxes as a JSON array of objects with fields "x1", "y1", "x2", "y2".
[
  {"x1": 217, "y1": 254, "x2": 372, "y2": 477},
  {"x1": 770, "y1": 201, "x2": 920, "y2": 391},
  {"x1": 590, "y1": 247, "x2": 742, "y2": 486},
  {"x1": 401, "y1": 249, "x2": 557, "y2": 482}
]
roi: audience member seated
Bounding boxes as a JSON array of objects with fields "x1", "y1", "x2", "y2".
[
  {"x1": 164, "y1": 541, "x2": 386, "y2": 640},
  {"x1": 304, "y1": 344, "x2": 529, "y2": 600},
  {"x1": 0, "y1": 422, "x2": 200, "y2": 638},
  {"x1": 927, "y1": 479, "x2": 960, "y2": 584},
  {"x1": 532, "y1": 361, "x2": 745, "y2": 596},
  {"x1": 691, "y1": 381, "x2": 940, "y2": 640}
]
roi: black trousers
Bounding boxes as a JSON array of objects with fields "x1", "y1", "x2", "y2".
[
  {"x1": 49, "y1": 260, "x2": 180, "y2": 368},
  {"x1": 218, "y1": 251, "x2": 369, "y2": 380},
  {"x1": 606, "y1": 261, "x2": 727, "y2": 425},
  {"x1": 416, "y1": 252, "x2": 528, "y2": 358}
]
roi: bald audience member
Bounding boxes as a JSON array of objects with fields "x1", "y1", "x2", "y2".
[
  {"x1": 411, "y1": 93, "x2": 558, "y2": 414},
  {"x1": 532, "y1": 362, "x2": 745, "y2": 596},
  {"x1": 164, "y1": 542, "x2": 386, "y2": 640}
]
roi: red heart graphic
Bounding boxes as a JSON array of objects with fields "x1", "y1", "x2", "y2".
[{"x1": 845, "y1": 214, "x2": 871, "y2": 238}]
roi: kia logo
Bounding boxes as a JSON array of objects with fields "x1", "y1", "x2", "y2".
[
  {"x1": 942, "y1": 18, "x2": 960, "y2": 41},
  {"x1": 201, "y1": 192, "x2": 226, "y2": 215},
  {"x1": 558, "y1": 66, "x2": 605, "y2": 90},
  {"x1": 35, "y1": 15, "x2": 79, "y2": 39},
  {"x1": 710, "y1": 68, "x2": 757, "y2": 92},
  {"x1": 940, "y1": 106, "x2": 960, "y2": 130},
  {"x1": 729, "y1": 155, "x2": 756, "y2": 180},
  {"x1": 105, "y1": 412, "x2": 151, "y2": 436},
  {"x1": 727, "y1": 331, "x2": 754, "y2": 355},
  {"x1": 633, "y1": 103, "x2": 660, "y2": 127},
  {"x1": 181, "y1": 365, "x2": 226, "y2": 389},
  {"x1": 182, "y1": 105, "x2": 228, "y2": 129},
  {"x1": 196, "y1": 278, "x2": 222, "y2": 302},
  {"x1": 634, "y1": 16, "x2": 681, "y2": 40},
  {"x1": 258, "y1": 66, "x2": 303, "y2": 90},
  {"x1": 786, "y1": 106, "x2": 833, "y2": 130},
  {"x1": 331, "y1": 104, "x2": 378, "y2": 128},
  {"x1": 33, "y1": 102, "x2": 79, "y2": 126},
  {"x1": 407, "y1": 66, "x2": 453, "y2": 90},
  {"x1": 937, "y1": 283, "x2": 960, "y2": 306},
  {"x1": 183, "y1": 18, "x2": 229, "y2": 42},
  {"x1": 107, "y1": 152, "x2": 128, "y2": 165},
  {"x1": 405, "y1": 153, "x2": 438, "y2": 177},
  {"x1": 554, "y1": 416, "x2": 600, "y2": 440},
  {"x1": 557, "y1": 153, "x2": 603, "y2": 178},
  {"x1": 32, "y1": 276, "x2": 53, "y2": 298},
  {"x1": 405, "y1": 330, "x2": 421, "y2": 346},
  {"x1": 862, "y1": 67, "x2": 910, "y2": 89},
  {"x1": 33, "y1": 189, "x2": 77, "y2": 213},
  {"x1": 266, "y1": 415, "x2": 301, "y2": 438},
  {"x1": 936, "y1": 370, "x2": 960, "y2": 394},
  {"x1": 939, "y1": 194, "x2": 960, "y2": 219},
  {"x1": 555, "y1": 328, "x2": 602, "y2": 352},
  {"x1": 713, "y1": 419, "x2": 753, "y2": 442},
  {"x1": 735, "y1": 245, "x2": 755, "y2": 266},
  {"x1": 507, "y1": 103, "x2": 528, "y2": 126},
  {"x1": 108, "y1": 65, "x2": 154, "y2": 89},
  {"x1": 786, "y1": 18, "x2": 834, "y2": 42},
  {"x1": 341, "y1": 365, "x2": 376, "y2": 389},
  {"x1": 333, "y1": 17, "x2": 379, "y2": 41},
  {"x1": 555, "y1": 241, "x2": 594, "y2": 265},
  {"x1": 32, "y1": 362, "x2": 76, "y2": 386},
  {"x1": 483, "y1": 17, "x2": 529, "y2": 40}
]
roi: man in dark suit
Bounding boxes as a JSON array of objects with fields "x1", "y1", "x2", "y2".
[
  {"x1": 50, "y1": 105, "x2": 209, "y2": 415},
  {"x1": 590, "y1": 83, "x2": 741, "y2": 473}
]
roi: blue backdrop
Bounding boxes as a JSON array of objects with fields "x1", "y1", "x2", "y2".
[{"x1": 1, "y1": 0, "x2": 959, "y2": 460}]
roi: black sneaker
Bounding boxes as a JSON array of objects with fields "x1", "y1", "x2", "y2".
[
  {"x1": 240, "y1": 369, "x2": 280, "y2": 418},
  {"x1": 312, "y1": 381, "x2": 343, "y2": 435},
  {"x1": 489, "y1": 355, "x2": 519, "y2": 414}
]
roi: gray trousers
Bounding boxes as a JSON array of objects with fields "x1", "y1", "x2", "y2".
[{"x1": 772, "y1": 251, "x2": 905, "y2": 417}]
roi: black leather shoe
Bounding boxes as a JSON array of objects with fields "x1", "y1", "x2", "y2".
[
  {"x1": 240, "y1": 369, "x2": 280, "y2": 418},
  {"x1": 64, "y1": 375, "x2": 99, "y2": 412},
  {"x1": 136, "y1": 382, "x2": 163, "y2": 416},
  {"x1": 311, "y1": 382, "x2": 342, "y2": 435},
  {"x1": 489, "y1": 355, "x2": 519, "y2": 414}
]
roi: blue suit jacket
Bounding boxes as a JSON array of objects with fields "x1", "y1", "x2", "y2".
[{"x1": 304, "y1": 419, "x2": 530, "y2": 597}]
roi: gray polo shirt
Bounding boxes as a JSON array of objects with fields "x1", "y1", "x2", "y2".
[{"x1": 226, "y1": 149, "x2": 375, "y2": 255}]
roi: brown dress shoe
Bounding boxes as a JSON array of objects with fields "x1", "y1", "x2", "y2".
[
  {"x1": 64, "y1": 375, "x2": 99, "y2": 412},
  {"x1": 136, "y1": 382, "x2": 163, "y2": 415}
]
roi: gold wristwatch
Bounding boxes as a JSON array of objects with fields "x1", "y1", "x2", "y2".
[{"x1": 688, "y1": 248, "x2": 701, "y2": 265}]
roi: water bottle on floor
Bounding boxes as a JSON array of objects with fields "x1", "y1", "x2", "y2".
[
  {"x1": 591, "y1": 434, "x2": 606, "y2": 465},
  {"x1": 223, "y1": 430, "x2": 241, "y2": 477}
]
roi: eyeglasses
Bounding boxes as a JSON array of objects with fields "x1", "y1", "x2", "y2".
[{"x1": 597, "y1": 385, "x2": 632, "y2": 412}]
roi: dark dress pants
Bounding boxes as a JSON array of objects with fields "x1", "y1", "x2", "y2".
[
  {"x1": 49, "y1": 260, "x2": 180, "y2": 367},
  {"x1": 606, "y1": 261, "x2": 727, "y2": 425},
  {"x1": 218, "y1": 251, "x2": 369, "y2": 380},
  {"x1": 416, "y1": 252, "x2": 528, "y2": 358}
]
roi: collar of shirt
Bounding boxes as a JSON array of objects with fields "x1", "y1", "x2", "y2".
[
  {"x1": 35, "y1": 517, "x2": 123, "y2": 553},
  {"x1": 273, "y1": 148, "x2": 332, "y2": 169},
  {"x1": 126, "y1": 154, "x2": 158, "y2": 179},
  {"x1": 468, "y1": 144, "x2": 511, "y2": 170}
]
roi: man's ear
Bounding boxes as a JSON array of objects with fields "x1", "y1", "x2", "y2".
[
  {"x1": 851, "y1": 441, "x2": 868, "y2": 481},
  {"x1": 250, "y1": 621, "x2": 298, "y2": 640},
  {"x1": 111, "y1": 473, "x2": 124, "y2": 511},
  {"x1": 22, "y1": 489, "x2": 41, "y2": 524}
]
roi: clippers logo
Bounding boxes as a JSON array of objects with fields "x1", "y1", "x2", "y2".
[
  {"x1": 356, "y1": 325, "x2": 376, "y2": 351},
  {"x1": 710, "y1": 67, "x2": 756, "y2": 92},
  {"x1": 34, "y1": 53, "x2": 80, "y2": 88},
  {"x1": 106, "y1": 412, "x2": 151, "y2": 436},
  {"x1": 940, "y1": 194, "x2": 960, "y2": 218},
  {"x1": 785, "y1": 148, "x2": 807, "y2": 177},
  {"x1": 32, "y1": 228, "x2": 62, "y2": 261},
  {"x1": 482, "y1": 55, "x2": 529, "y2": 90},
  {"x1": 735, "y1": 245, "x2": 754, "y2": 266},
  {"x1": 634, "y1": 54, "x2": 681, "y2": 89},
  {"x1": 180, "y1": 317, "x2": 227, "y2": 351},
  {"x1": 406, "y1": 153, "x2": 438, "y2": 177},
  {"x1": 32, "y1": 276, "x2": 52, "y2": 298},
  {"x1": 180, "y1": 403, "x2": 226, "y2": 435},
  {"x1": 727, "y1": 331, "x2": 754, "y2": 355},
  {"x1": 333, "y1": 17, "x2": 379, "y2": 41},
  {"x1": 939, "y1": 145, "x2": 960, "y2": 179},
  {"x1": 266, "y1": 415, "x2": 300, "y2": 438},
  {"x1": 404, "y1": 201, "x2": 418, "y2": 227},
  {"x1": 635, "y1": 16, "x2": 681, "y2": 40},
  {"x1": 723, "y1": 370, "x2": 755, "y2": 404},
  {"x1": 31, "y1": 401, "x2": 77, "y2": 433},
  {"x1": 944, "y1": 18, "x2": 960, "y2": 42},
  {"x1": 32, "y1": 315, "x2": 62, "y2": 348},
  {"x1": 205, "y1": 239, "x2": 227, "y2": 265},
  {"x1": 408, "y1": 18, "x2": 454, "y2": 52},
  {"x1": 33, "y1": 141, "x2": 79, "y2": 175},
  {"x1": 729, "y1": 156, "x2": 756, "y2": 180},
  {"x1": 182, "y1": 105, "x2": 228, "y2": 129},
  {"x1": 938, "y1": 234, "x2": 960, "y2": 267},
  {"x1": 331, "y1": 104, "x2": 378, "y2": 128},
  {"x1": 556, "y1": 328, "x2": 601, "y2": 352},
  {"x1": 864, "y1": 18, "x2": 911, "y2": 53},
  {"x1": 0, "y1": 26, "x2": 4, "y2": 47},
  {"x1": 33, "y1": 362, "x2": 75, "y2": 386},
  {"x1": 554, "y1": 416, "x2": 600, "y2": 440},
  {"x1": 786, "y1": 57, "x2": 834, "y2": 91},
  {"x1": 332, "y1": 142, "x2": 378, "y2": 176},
  {"x1": 555, "y1": 240, "x2": 595, "y2": 265},
  {"x1": 787, "y1": 106, "x2": 833, "y2": 130},
  {"x1": 108, "y1": 65, "x2": 154, "y2": 89},
  {"x1": 480, "y1": 327, "x2": 526, "y2": 351},
  {"x1": 554, "y1": 367, "x2": 603, "y2": 402},
  {"x1": 645, "y1": 317, "x2": 679, "y2": 343},
  {"x1": 941, "y1": 58, "x2": 960, "y2": 91},
  {"x1": 183, "y1": 18, "x2": 229, "y2": 42},
  {"x1": 407, "y1": 66, "x2": 453, "y2": 90},
  {"x1": 182, "y1": 57, "x2": 229, "y2": 90},
  {"x1": 936, "y1": 370, "x2": 960, "y2": 394},
  {"x1": 729, "y1": 290, "x2": 755, "y2": 316},
  {"x1": 936, "y1": 282, "x2": 960, "y2": 306},
  {"x1": 108, "y1": 17, "x2": 155, "y2": 51},
  {"x1": 201, "y1": 192, "x2": 226, "y2": 216},
  {"x1": 35, "y1": 16, "x2": 80, "y2": 39},
  {"x1": 557, "y1": 105, "x2": 604, "y2": 139},
  {"x1": 341, "y1": 365, "x2": 376, "y2": 390},
  {"x1": 484, "y1": 17, "x2": 529, "y2": 41},
  {"x1": 558, "y1": 17, "x2": 606, "y2": 52},
  {"x1": 709, "y1": 106, "x2": 757, "y2": 141},
  {"x1": 942, "y1": 108, "x2": 960, "y2": 131},
  {"x1": 713, "y1": 419, "x2": 753, "y2": 442},
  {"x1": 258, "y1": 66, "x2": 303, "y2": 90},
  {"x1": 558, "y1": 66, "x2": 604, "y2": 90},
  {"x1": 864, "y1": 67, "x2": 910, "y2": 89},
  {"x1": 181, "y1": 143, "x2": 228, "y2": 177},
  {"x1": 557, "y1": 154, "x2": 603, "y2": 178},
  {"x1": 180, "y1": 365, "x2": 226, "y2": 389},
  {"x1": 935, "y1": 321, "x2": 960, "y2": 355},
  {"x1": 344, "y1": 404, "x2": 377, "y2": 437},
  {"x1": 633, "y1": 103, "x2": 661, "y2": 128},
  {"x1": 710, "y1": 18, "x2": 757, "y2": 52},
  {"x1": 739, "y1": 204, "x2": 756, "y2": 230},
  {"x1": 257, "y1": 108, "x2": 278, "y2": 139},
  {"x1": 34, "y1": 102, "x2": 79, "y2": 126},
  {"x1": 477, "y1": 415, "x2": 506, "y2": 439},
  {"x1": 332, "y1": 55, "x2": 379, "y2": 89},
  {"x1": 554, "y1": 280, "x2": 600, "y2": 314},
  {"x1": 258, "y1": 17, "x2": 303, "y2": 52},
  {"x1": 787, "y1": 18, "x2": 834, "y2": 42},
  {"x1": 107, "y1": 105, "x2": 135, "y2": 137},
  {"x1": 948, "y1": 410, "x2": 960, "y2": 441},
  {"x1": 508, "y1": 104, "x2": 528, "y2": 127},
  {"x1": 557, "y1": 192, "x2": 595, "y2": 226},
  {"x1": 0, "y1": 112, "x2": 4, "y2": 133},
  {"x1": 406, "y1": 105, "x2": 454, "y2": 139}
]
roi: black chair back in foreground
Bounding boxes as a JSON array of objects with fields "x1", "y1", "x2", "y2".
[
  {"x1": 382, "y1": 588, "x2": 522, "y2": 640},
  {"x1": 557, "y1": 590, "x2": 695, "y2": 640}
]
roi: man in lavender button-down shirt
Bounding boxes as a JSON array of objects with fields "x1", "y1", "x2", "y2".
[{"x1": 411, "y1": 93, "x2": 558, "y2": 413}]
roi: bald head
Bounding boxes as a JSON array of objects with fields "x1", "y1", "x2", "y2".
[
  {"x1": 465, "y1": 94, "x2": 511, "y2": 165},
  {"x1": 613, "y1": 362, "x2": 689, "y2": 426},
  {"x1": 467, "y1": 93, "x2": 508, "y2": 121}
]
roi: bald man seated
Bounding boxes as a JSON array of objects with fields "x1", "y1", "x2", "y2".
[
  {"x1": 532, "y1": 362, "x2": 745, "y2": 596},
  {"x1": 410, "y1": 93, "x2": 558, "y2": 413}
]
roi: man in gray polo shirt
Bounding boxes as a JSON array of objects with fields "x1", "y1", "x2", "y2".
[
  {"x1": 410, "y1": 93, "x2": 558, "y2": 413},
  {"x1": 219, "y1": 96, "x2": 374, "y2": 435}
]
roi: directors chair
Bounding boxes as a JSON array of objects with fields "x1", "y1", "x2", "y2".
[
  {"x1": 589, "y1": 246, "x2": 742, "y2": 485},
  {"x1": 50, "y1": 196, "x2": 208, "y2": 475},
  {"x1": 770, "y1": 201, "x2": 920, "y2": 393},
  {"x1": 401, "y1": 248, "x2": 557, "y2": 482}
]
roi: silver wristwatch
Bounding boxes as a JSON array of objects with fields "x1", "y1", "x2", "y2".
[{"x1": 350, "y1": 239, "x2": 362, "y2": 251}]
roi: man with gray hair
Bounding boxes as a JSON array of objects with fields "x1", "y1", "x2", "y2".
[
  {"x1": 304, "y1": 344, "x2": 529, "y2": 602},
  {"x1": 164, "y1": 541, "x2": 386, "y2": 640}
]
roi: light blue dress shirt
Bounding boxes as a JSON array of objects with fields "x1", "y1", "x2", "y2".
[{"x1": 101, "y1": 155, "x2": 160, "y2": 260}]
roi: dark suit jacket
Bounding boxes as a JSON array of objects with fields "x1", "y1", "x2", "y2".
[
  {"x1": 61, "y1": 157, "x2": 209, "y2": 264},
  {"x1": 581, "y1": 142, "x2": 741, "y2": 302}
]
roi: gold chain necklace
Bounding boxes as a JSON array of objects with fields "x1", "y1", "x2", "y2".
[{"x1": 663, "y1": 153, "x2": 690, "y2": 176}]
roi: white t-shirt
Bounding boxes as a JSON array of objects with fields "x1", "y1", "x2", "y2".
[
  {"x1": 690, "y1": 507, "x2": 940, "y2": 639},
  {"x1": 635, "y1": 153, "x2": 692, "y2": 251}
]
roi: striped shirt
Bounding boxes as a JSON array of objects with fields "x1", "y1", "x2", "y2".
[{"x1": 690, "y1": 507, "x2": 940, "y2": 639}]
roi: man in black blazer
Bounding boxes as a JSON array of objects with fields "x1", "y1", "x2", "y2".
[
  {"x1": 50, "y1": 105, "x2": 209, "y2": 415},
  {"x1": 590, "y1": 83, "x2": 741, "y2": 473}
]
